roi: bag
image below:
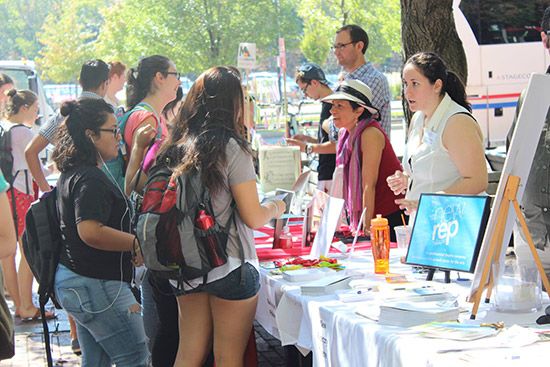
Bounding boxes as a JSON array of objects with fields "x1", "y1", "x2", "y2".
[
  {"x1": 102, "y1": 103, "x2": 161, "y2": 189},
  {"x1": 0, "y1": 286, "x2": 14, "y2": 360},
  {"x1": 1, "y1": 123, "x2": 30, "y2": 236},
  {"x1": 21, "y1": 187, "x2": 63, "y2": 367},
  {"x1": 135, "y1": 158, "x2": 242, "y2": 286}
]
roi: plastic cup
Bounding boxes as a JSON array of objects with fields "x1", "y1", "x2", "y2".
[{"x1": 394, "y1": 225, "x2": 411, "y2": 251}]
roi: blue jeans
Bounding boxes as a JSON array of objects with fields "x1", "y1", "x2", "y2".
[
  {"x1": 141, "y1": 270, "x2": 159, "y2": 352},
  {"x1": 54, "y1": 264, "x2": 149, "y2": 367}
]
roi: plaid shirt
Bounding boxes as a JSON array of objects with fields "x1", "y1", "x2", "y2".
[
  {"x1": 39, "y1": 91, "x2": 103, "y2": 143},
  {"x1": 346, "y1": 62, "x2": 391, "y2": 136}
]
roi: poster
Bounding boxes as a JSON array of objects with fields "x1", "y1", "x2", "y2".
[
  {"x1": 406, "y1": 194, "x2": 490, "y2": 273},
  {"x1": 237, "y1": 42, "x2": 256, "y2": 69}
]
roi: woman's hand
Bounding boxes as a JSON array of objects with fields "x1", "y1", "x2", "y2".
[
  {"x1": 271, "y1": 200, "x2": 286, "y2": 219},
  {"x1": 395, "y1": 198, "x2": 418, "y2": 216},
  {"x1": 387, "y1": 170, "x2": 408, "y2": 195},
  {"x1": 134, "y1": 124, "x2": 156, "y2": 149},
  {"x1": 285, "y1": 138, "x2": 306, "y2": 152}
]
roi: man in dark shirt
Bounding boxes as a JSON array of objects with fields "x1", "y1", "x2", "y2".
[
  {"x1": 286, "y1": 63, "x2": 336, "y2": 193},
  {"x1": 508, "y1": 7, "x2": 550, "y2": 279}
]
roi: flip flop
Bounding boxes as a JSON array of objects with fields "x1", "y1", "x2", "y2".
[{"x1": 19, "y1": 309, "x2": 56, "y2": 322}]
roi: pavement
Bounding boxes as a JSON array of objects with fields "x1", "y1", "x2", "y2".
[{"x1": 1, "y1": 296, "x2": 287, "y2": 367}]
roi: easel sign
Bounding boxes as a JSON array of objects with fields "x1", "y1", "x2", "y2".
[
  {"x1": 405, "y1": 193, "x2": 491, "y2": 273},
  {"x1": 468, "y1": 73, "x2": 550, "y2": 318}
]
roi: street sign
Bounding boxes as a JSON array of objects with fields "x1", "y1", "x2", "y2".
[{"x1": 237, "y1": 43, "x2": 256, "y2": 69}]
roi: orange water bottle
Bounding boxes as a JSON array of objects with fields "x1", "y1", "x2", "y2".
[{"x1": 371, "y1": 214, "x2": 390, "y2": 274}]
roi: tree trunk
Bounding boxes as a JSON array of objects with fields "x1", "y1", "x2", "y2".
[
  {"x1": 400, "y1": 0, "x2": 468, "y2": 125},
  {"x1": 401, "y1": 0, "x2": 467, "y2": 83}
]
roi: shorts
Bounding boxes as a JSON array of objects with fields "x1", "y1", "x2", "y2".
[
  {"x1": 6, "y1": 187, "x2": 33, "y2": 237},
  {"x1": 173, "y1": 262, "x2": 260, "y2": 300}
]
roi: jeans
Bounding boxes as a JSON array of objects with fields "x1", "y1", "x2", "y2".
[
  {"x1": 173, "y1": 263, "x2": 260, "y2": 300},
  {"x1": 54, "y1": 264, "x2": 149, "y2": 367},
  {"x1": 141, "y1": 270, "x2": 159, "y2": 352}
]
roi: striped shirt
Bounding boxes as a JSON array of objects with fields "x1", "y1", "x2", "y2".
[
  {"x1": 346, "y1": 62, "x2": 391, "y2": 136},
  {"x1": 39, "y1": 91, "x2": 103, "y2": 143}
]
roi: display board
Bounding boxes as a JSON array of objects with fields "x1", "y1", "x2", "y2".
[
  {"x1": 469, "y1": 73, "x2": 550, "y2": 298},
  {"x1": 405, "y1": 194, "x2": 491, "y2": 273}
]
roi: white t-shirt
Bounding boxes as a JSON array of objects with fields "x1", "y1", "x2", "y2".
[{"x1": 1, "y1": 120, "x2": 48, "y2": 195}]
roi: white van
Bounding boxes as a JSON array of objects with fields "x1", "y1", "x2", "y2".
[
  {"x1": 0, "y1": 60, "x2": 54, "y2": 126},
  {"x1": 454, "y1": 0, "x2": 550, "y2": 148}
]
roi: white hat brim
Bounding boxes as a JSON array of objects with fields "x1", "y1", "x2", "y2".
[{"x1": 321, "y1": 92, "x2": 379, "y2": 116}]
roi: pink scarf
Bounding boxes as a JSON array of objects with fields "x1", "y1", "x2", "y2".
[{"x1": 336, "y1": 119, "x2": 372, "y2": 230}]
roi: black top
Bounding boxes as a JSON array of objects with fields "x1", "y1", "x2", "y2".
[
  {"x1": 57, "y1": 166, "x2": 132, "y2": 282},
  {"x1": 317, "y1": 102, "x2": 336, "y2": 180}
]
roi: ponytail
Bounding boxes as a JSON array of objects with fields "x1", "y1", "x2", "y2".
[
  {"x1": 445, "y1": 71, "x2": 471, "y2": 112},
  {"x1": 4, "y1": 89, "x2": 37, "y2": 117},
  {"x1": 126, "y1": 55, "x2": 171, "y2": 110}
]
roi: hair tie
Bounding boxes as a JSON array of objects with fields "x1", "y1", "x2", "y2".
[{"x1": 6, "y1": 88, "x2": 17, "y2": 97}]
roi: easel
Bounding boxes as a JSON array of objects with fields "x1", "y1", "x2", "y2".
[{"x1": 469, "y1": 175, "x2": 550, "y2": 319}]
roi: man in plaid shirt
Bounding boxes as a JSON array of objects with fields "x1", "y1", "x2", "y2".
[{"x1": 332, "y1": 24, "x2": 392, "y2": 137}]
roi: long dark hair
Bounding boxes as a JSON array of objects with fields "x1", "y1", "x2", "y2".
[
  {"x1": 160, "y1": 66, "x2": 250, "y2": 194},
  {"x1": 4, "y1": 89, "x2": 37, "y2": 117},
  {"x1": 52, "y1": 99, "x2": 114, "y2": 172},
  {"x1": 405, "y1": 52, "x2": 471, "y2": 112},
  {"x1": 126, "y1": 55, "x2": 171, "y2": 110}
]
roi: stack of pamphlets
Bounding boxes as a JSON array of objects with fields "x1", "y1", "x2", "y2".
[
  {"x1": 300, "y1": 274, "x2": 351, "y2": 296},
  {"x1": 377, "y1": 300, "x2": 460, "y2": 327}
]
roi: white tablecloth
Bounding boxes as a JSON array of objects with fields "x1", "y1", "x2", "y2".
[{"x1": 255, "y1": 251, "x2": 550, "y2": 367}]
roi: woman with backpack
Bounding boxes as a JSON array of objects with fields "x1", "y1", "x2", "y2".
[
  {"x1": 159, "y1": 66, "x2": 285, "y2": 366},
  {"x1": 0, "y1": 89, "x2": 55, "y2": 322},
  {"x1": 51, "y1": 98, "x2": 149, "y2": 366}
]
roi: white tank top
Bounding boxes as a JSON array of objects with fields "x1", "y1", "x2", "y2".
[{"x1": 403, "y1": 93, "x2": 472, "y2": 201}]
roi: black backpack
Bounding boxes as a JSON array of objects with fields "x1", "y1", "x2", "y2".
[
  {"x1": 21, "y1": 187, "x2": 63, "y2": 367},
  {"x1": 135, "y1": 158, "x2": 244, "y2": 288}
]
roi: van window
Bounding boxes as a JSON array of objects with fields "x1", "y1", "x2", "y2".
[
  {"x1": 0, "y1": 68, "x2": 32, "y2": 91},
  {"x1": 459, "y1": 0, "x2": 549, "y2": 45}
]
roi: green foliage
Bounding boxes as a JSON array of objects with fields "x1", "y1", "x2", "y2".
[
  {"x1": 298, "y1": 0, "x2": 401, "y2": 66},
  {"x1": 0, "y1": 0, "x2": 60, "y2": 60},
  {"x1": 37, "y1": 0, "x2": 110, "y2": 82},
  {"x1": 95, "y1": 0, "x2": 302, "y2": 75}
]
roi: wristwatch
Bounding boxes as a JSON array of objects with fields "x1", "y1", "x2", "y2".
[{"x1": 306, "y1": 143, "x2": 314, "y2": 155}]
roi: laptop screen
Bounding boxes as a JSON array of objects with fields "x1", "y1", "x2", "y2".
[{"x1": 405, "y1": 193, "x2": 491, "y2": 273}]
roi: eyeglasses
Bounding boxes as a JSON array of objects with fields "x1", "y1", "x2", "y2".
[
  {"x1": 330, "y1": 41, "x2": 356, "y2": 51},
  {"x1": 99, "y1": 127, "x2": 120, "y2": 138},
  {"x1": 300, "y1": 83, "x2": 311, "y2": 96},
  {"x1": 165, "y1": 71, "x2": 181, "y2": 79}
]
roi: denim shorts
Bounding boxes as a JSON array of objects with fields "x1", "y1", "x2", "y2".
[{"x1": 173, "y1": 262, "x2": 260, "y2": 300}]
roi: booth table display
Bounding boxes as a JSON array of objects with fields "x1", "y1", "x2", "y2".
[{"x1": 254, "y1": 251, "x2": 550, "y2": 367}]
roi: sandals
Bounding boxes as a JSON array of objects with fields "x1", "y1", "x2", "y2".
[{"x1": 15, "y1": 309, "x2": 56, "y2": 322}]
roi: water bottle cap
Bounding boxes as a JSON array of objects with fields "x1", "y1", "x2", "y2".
[{"x1": 371, "y1": 214, "x2": 388, "y2": 226}]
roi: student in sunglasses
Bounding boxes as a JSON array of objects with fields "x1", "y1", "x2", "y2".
[{"x1": 287, "y1": 63, "x2": 336, "y2": 193}]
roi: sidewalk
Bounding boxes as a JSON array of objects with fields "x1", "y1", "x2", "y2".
[{"x1": 1, "y1": 297, "x2": 286, "y2": 367}]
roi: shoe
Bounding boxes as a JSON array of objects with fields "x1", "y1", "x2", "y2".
[
  {"x1": 18, "y1": 309, "x2": 56, "y2": 323},
  {"x1": 71, "y1": 339, "x2": 82, "y2": 356}
]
